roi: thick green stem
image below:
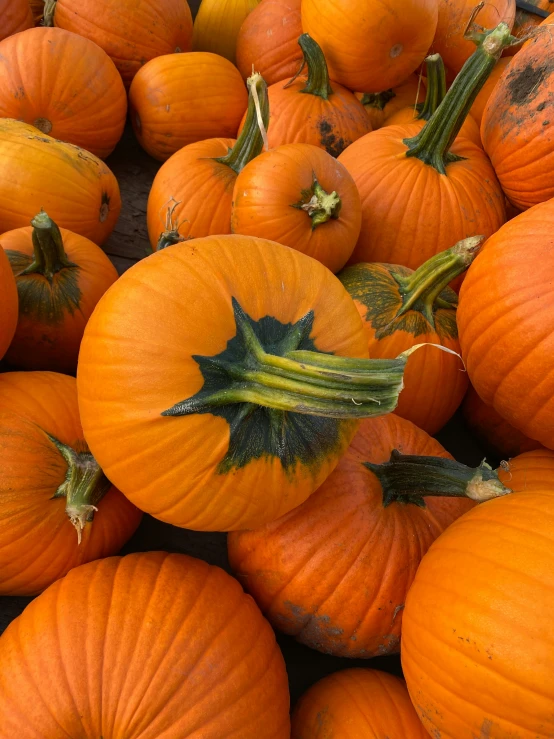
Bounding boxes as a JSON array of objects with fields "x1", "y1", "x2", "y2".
[
  {"x1": 43, "y1": 0, "x2": 56, "y2": 25},
  {"x1": 365, "y1": 450, "x2": 512, "y2": 508},
  {"x1": 298, "y1": 33, "x2": 333, "y2": 100},
  {"x1": 416, "y1": 54, "x2": 446, "y2": 122},
  {"x1": 359, "y1": 90, "x2": 396, "y2": 111},
  {"x1": 20, "y1": 211, "x2": 77, "y2": 282},
  {"x1": 404, "y1": 23, "x2": 516, "y2": 174},
  {"x1": 292, "y1": 177, "x2": 341, "y2": 229}
]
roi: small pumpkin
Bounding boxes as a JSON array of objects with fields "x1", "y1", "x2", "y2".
[
  {"x1": 0, "y1": 371, "x2": 142, "y2": 596},
  {"x1": 0, "y1": 552, "x2": 291, "y2": 736},
  {"x1": 44, "y1": 0, "x2": 193, "y2": 88},
  {"x1": 355, "y1": 74, "x2": 426, "y2": 130},
  {"x1": 301, "y1": 0, "x2": 438, "y2": 92},
  {"x1": 231, "y1": 143, "x2": 362, "y2": 272},
  {"x1": 0, "y1": 119, "x2": 121, "y2": 245},
  {"x1": 193, "y1": 0, "x2": 261, "y2": 64},
  {"x1": 0, "y1": 27, "x2": 127, "y2": 159},
  {"x1": 129, "y1": 52, "x2": 248, "y2": 162},
  {"x1": 470, "y1": 56, "x2": 511, "y2": 126},
  {"x1": 291, "y1": 668, "x2": 429, "y2": 738},
  {"x1": 0, "y1": 0, "x2": 33, "y2": 42},
  {"x1": 236, "y1": 0, "x2": 302, "y2": 85},
  {"x1": 228, "y1": 413, "x2": 508, "y2": 657},
  {"x1": 1, "y1": 211, "x2": 118, "y2": 373},
  {"x1": 0, "y1": 248, "x2": 18, "y2": 360}
]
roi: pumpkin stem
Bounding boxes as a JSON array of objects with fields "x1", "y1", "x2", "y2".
[
  {"x1": 403, "y1": 22, "x2": 517, "y2": 174},
  {"x1": 415, "y1": 54, "x2": 447, "y2": 122},
  {"x1": 297, "y1": 34, "x2": 333, "y2": 100},
  {"x1": 43, "y1": 0, "x2": 56, "y2": 26},
  {"x1": 156, "y1": 199, "x2": 188, "y2": 251},
  {"x1": 19, "y1": 211, "x2": 77, "y2": 283},
  {"x1": 359, "y1": 89, "x2": 396, "y2": 111},
  {"x1": 49, "y1": 435, "x2": 111, "y2": 544},
  {"x1": 292, "y1": 175, "x2": 342, "y2": 230},
  {"x1": 365, "y1": 450, "x2": 512, "y2": 508},
  {"x1": 215, "y1": 72, "x2": 270, "y2": 175}
]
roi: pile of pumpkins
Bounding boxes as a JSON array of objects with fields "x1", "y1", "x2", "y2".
[{"x1": 0, "y1": 0, "x2": 553, "y2": 736}]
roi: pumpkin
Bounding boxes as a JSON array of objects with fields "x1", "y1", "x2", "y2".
[
  {"x1": 147, "y1": 72, "x2": 269, "y2": 250},
  {"x1": 337, "y1": 23, "x2": 508, "y2": 270},
  {"x1": 504, "y1": 0, "x2": 552, "y2": 56},
  {"x1": 0, "y1": 552, "x2": 291, "y2": 736},
  {"x1": 193, "y1": 0, "x2": 261, "y2": 64},
  {"x1": 0, "y1": 248, "x2": 18, "y2": 360},
  {"x1": 1, "y1": 211, "x2": 118, "y2": 373},
  {"x1": 230, "y1": 143, "x2": 362, "y2": 272},
  {"x1": 462, "y1": 384, "x2": 542, "y2": 459},
  {"x1": 458, "y1": 198, "x2": 554, "y2": 450},
  {"x1": 291, "y1": 668, "x2": 429, "y2": 738},
  {"x1": 470, "y1": 56, "x2": 511, "y2": 126},
  {"x1": 0, "y1": 371, "x2": 142, "y2": 596},
  {"x1": 339, "y1": 237, "x2": 480, "y2": 435},
  {"x1": 29, "y1": 0, "x2": 44, "y2": 24},
  {"x1": 301, "y1": 0, "x2": 438, "y2": 92},
  {"x1": 44, "y1": 0, "x2": 193, "y2": 88},
  {"x1": 0, "y1": 27, "x2": 127, "y2": 159},
  {"x1": 355, "y1": 74, "x2": 426, "y2": 130},
  {"x1": 77, "y1": 234, "x2": 420, "y2": 532},
  {"x1": 0, "y1": 0, "x2": 33, "y2": 42},
  {"x1": 0, "y1": 119, "x2": 121, "y2": 245},
  {"x1": 402, "y1": 491, "x2": 554, "y2": 737},
  {"x1": 236, "y1": 0, "x2": 302, "y2": 85},
  {"x1": 228, "y1": 413, "x2": 509, "y2": 657},
  {"x1": 498, "y1": 447, "x2": 553, "y2": 489},
  {"x1": 129, "y1": 52, "x2": 248, "y2": 162}
]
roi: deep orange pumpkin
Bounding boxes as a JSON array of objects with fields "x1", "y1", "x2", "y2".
[
  {"x1": 0, "y1": 248, "x2": 18, "y2": 360},
  {"x1": 291, "y1": 668, "x2": 429, "y2": 738},
  {"x1": 46, "y1": 0, "x2": 193, "y2": 88},
  {"x1": 0, "y1": 371, "x2": 142, "y2": 596},
  {"x1": 129, "y1": 52, "x2": 248, "y2": 162},
  {"x1": 0, "y1": 0, "x2": 33, "y2": 42},
  {"x1": 0, "y1": 28, "x2": 127, "y2": 159},
  {"x1": 0, "y1": 552, "x2": 291, "y2": 736},
  {"x1": 498, "y1": 447, "x2": 553, "y2": 489},
  {"x1": 355, "y1": 74, "x2": 427, "y2": 130},
  {"x1": 231, "y1": 143, "x2": 362, "y2": 272}
]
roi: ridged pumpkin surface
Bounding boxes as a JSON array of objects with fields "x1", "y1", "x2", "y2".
[
  {"x1": 0, "y1": 119, "x2": 121, "y2": 245},
  {"x1": 0, "y1": 247, "x2": 18, "y2": 360},
  {"x1": 193, "y1": 0, "x2": 261, "y2": 64},
  {"x1": 0, "y1": 0, "x2": 33, "y2": 42},
  {"x1": 0, "y1": 552, "x2": 291, "y2": 737},
  {"x1": 498, "y1": 447, "x2": 553, "y2": 490},
  {"x1": 0, "y1": 372, "x2": 142, "y2": 596},
  {"x1": 0, "y1": 28, "x2": 127, "y2": 159}
]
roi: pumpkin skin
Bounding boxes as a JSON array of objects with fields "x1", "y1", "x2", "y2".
[
  {"x1": 402, "y1": 491, "x2": 554, "y2": 738},
  {"x1": 457, "y1": 199, "x2": 554, "y2": 450},
  {"x1": 29, "y1": 0, "x2": 44, "y2": 24},
  {"x1": 504, "y1": 0, "x2": 553, "y2": 56},
  {"x1": 301, "y1": 0, "x2": 438, "y2": 93},
  {"x1": 0, "y1": 552, "x2": 291, "y2": 737},
  {"x1": 0, "y1": 119, "x2": 121, "y2": 245},
  {"x1": 291, "y1": 668, "x2": 429, "y2": 738},
  {"x1": 228, "y1": 414, "x2": 475, "y2": 658},
  {"x1": 231, "y1": 144, "x2": 362, "y2": 272},
  {"x1": 355, "y1": 74, "x2": 426, "y2": 130},
  {"x1": 0, "y1": 248, "x2": 18, "y2": 360},
  {"x1": 49, "y1": 0, "x2": 193, "y2": 88},
  {"x1": 470, "y1": 56, "x2": 512, "y2": 126},
  {"x1": 129, "y1": 52, "x2": 248, "y2": 162},
  {"x1": 193, "y1": 0, "x2": 261, "y2": 64},
  {"x1": 0, "y1": 27, "x2": 127, "y2": 159},
  {"x1": 498, "y1": 447, "x2": 553, "y2": 490},
  {"x1": 386, "y1": 108, "x2": 481, "y2": 146},
  {"x1": 0, "y1": 371, "x2": 142, "y2": 597},
  {"x1": 0, "y1": 0, "x2": 33, "y2": 42},
  {"x1": 236, "y1": 0, "x2": 303, "y2": 85}
]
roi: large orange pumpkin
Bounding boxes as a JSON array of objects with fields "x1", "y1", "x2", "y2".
[
  {"x1": 355, "y1": 74, "x2": 426, "y2": 130},
  {"x1": 0, "y1": 371, "x2": 142, "y2": 596},
  {"x1": 193, "y1": 0, "x2": 261, "y2": 64},
  {"x1": 338, "y1": 23, "x2": 508, "y2": 270},
  {"x1": 0, "y1": 0, "x2": 33, "y2": 42},
  {"x1": 291, "y1": 668, "x2": 429, "y2": 738},
  {"x1": 77, "y1": 235, "x2": 418, "y2": 532},
  {"x1": 231, "y1": 143, "x2": 362, "y2": 272},
  {"x1": 301, "y1": 0, "x2": 438, "y2": 92},
  {"x1": 0, "y1": 552, "x2": 291, "y2": 736},
  {"x1": 0, "y1": 248, "x2": 18, "y2": 360},
  {"x1": 227, "y1": 414, "x2": 509, "y2": 657},
  {"x1": 236, "y1": 0, "x2": 302, "y2": 85},
  {"x1": 45, "y1": 0, "x2": 193, "y2": 88},
  {"x1": 129, "y1": 52, "x2": 248, "y2": 162},
  {"x1": 458, "y1": 198, "x2": 554, "y2": 450},
  {"x1": 1, "y1": 212, "x2": 118, "y2": 373},
  {"x1": 0, "y1": 28, "x2": 127, "y2": 159},
  {"x1": 0, "y1": 119, "x2": 121, "y2": 245}
]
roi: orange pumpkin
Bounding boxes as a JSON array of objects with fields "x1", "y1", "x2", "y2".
[
  {"x1": 0, "y1": 248, "x2": 18, "y2": 360},
  {"x1": 0, "y1": 27, "x2": 127, "y2": 159},
  {"x1": 77, "y1": 235, "x2": 418, "y2": 532},
  {"x1": 470, "y1": 56, "x2": 512, "y2": 126},
  {"x1": 129, "y1": 52, "x2": 248, "y2": 162},
  {"x1": 301, "y1": 0, "x2": 438, "y2": 92},
  {"x1": 1, "y1": 212, "x2": 118, "y2": 373},
  {"x1": 291, "y1": 668, "x2": 429, "y2": 738},
  {"x1": 355, "y1": 74, "x2": 426, "y2": 130},
  {"x1": 498, "y1": 447, "x2": 554, "y2": 489},
  {"x1": 504, "y1": 0, "x2": 552, "y2": 56},
  {"x1": 0, "y1": 552, "x2": 291, "y2": 736},
  {"x1": 338, "y1": 23, "x2": 508, "y2": 270},
  {"x1": 228, "y1": 414, "x2": 508, "y2": 657},
  {"x1": 147, "y1": 72, "x2": 268, "y2": 250},
  {"x1": 236, "y1": 0, "x2": 302, "y2": 85},
  {"x1": 458, "y1": 198, "x2": 554, "y2": 450},
  {"x1": 0, "y1": 0, "x2": 33, "y2": 42},
  {"x1": 0, "y1": 371, "x2": 142, "y2": 596},
  {"x1": 45, "y1": 0, "x2": 193, "y2": 88},
  {"x1": 0, "y1": 119, "x2": 121, "y2": 245},
  {"x1": 192, "y1": 0, "x2": 261, "y2": 64}
]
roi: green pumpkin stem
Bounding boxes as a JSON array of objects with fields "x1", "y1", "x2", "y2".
[
  {"x1": 359, "y1": 89, "x2": 396, "y2": 111},
  {"x1": 366, "y1": 450, "x2": 512, "y2": 508},
  {"x1": 404, "y1": 22, "x2": 516, "y2": 174},
  {"x1": 297, "y1": 33, "x2": 333, "y2": 100},
  {"x1": 416, "y1": 53, "x2": 447, "y2": 122},
  {"x1": 43, "y1": 0, "x2": 56, "y2": 26},
  {"x1": 20, "y1": 211, "x2": 77, "y2": 282},
  {"x1": 292, "y1": 176, "x2": 342, "y2": 230}
]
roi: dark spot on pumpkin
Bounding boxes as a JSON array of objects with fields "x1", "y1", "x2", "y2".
[
  {"x1": 544, "y1": 119, "x2": 550, "y2": 126},
  {"x1": 100, "y1": 193, "x2": 110, "y2": 223},
  {"x1": 317, "y1": 119, "x2": 347, "y2": 157},
  {"x1": 33, "y1": 117, "x2": 52, "y2": 135},
  {"x1": 537, "y1": 101, "x2": 546, "y2": 111},
  {"x1": 506, "y1": 62, "x2": 550, "y2": 106}
]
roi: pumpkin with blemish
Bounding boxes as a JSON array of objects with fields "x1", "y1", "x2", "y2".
[
  {"x1": 0, "y1": 0, "x2": 33, "y2": 42},
  {"x1": 0, "y1": 119, "x2": 121, "y2": 245},
  {"x1": 192, "y1": 0, "x2": 261, "y2": 64},
  {"x1": 0, "y1": 248, "x2": 18, "y2": 361},
  {"x1": 0, "y1": 28, "x2": 127, "y2": 159},
  {"x1": 355, "y1": 74, "x2": 426, "y2": 130},
  {"x1": 1, "y1": 212, "x2": 118, "y2": 373},
  {"x1": 0, "y1": 371, "x2": 142, "y2": 596}
]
